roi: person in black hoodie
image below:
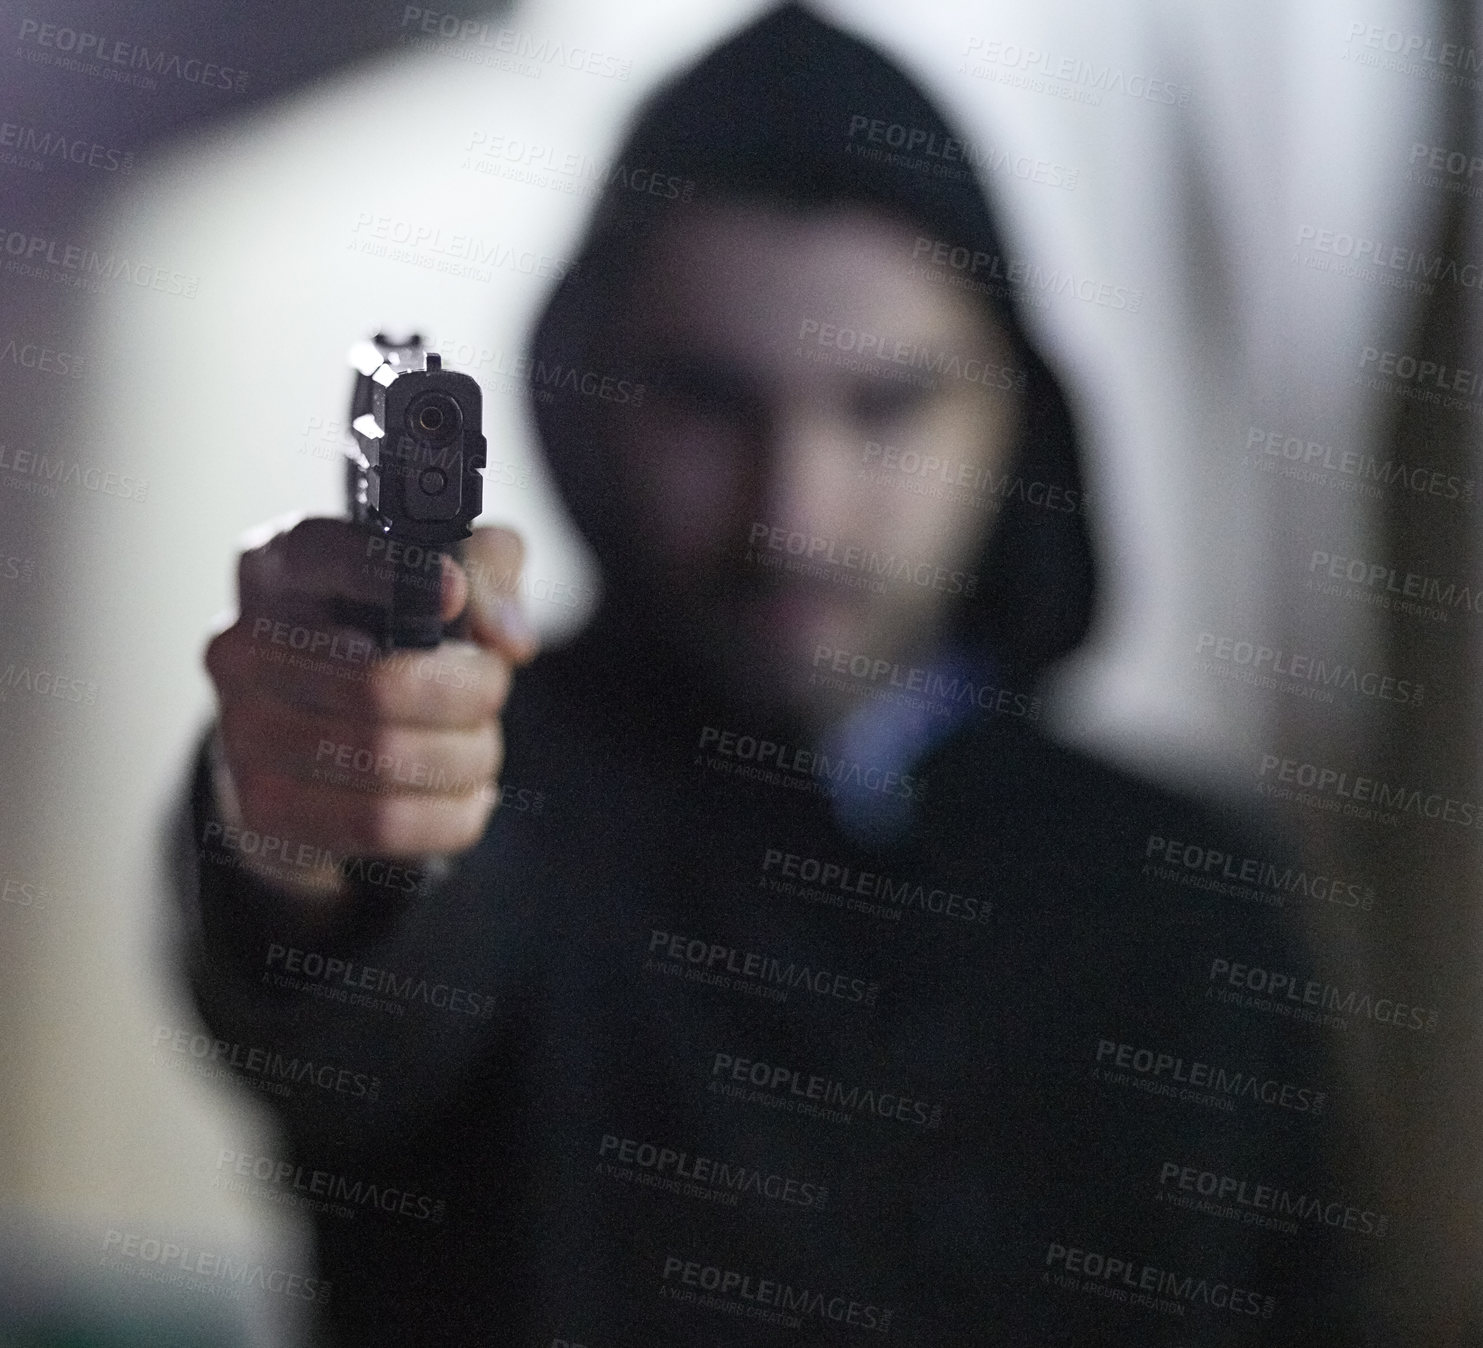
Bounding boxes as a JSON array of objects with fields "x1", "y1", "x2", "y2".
[{"x1": 182, "y1": 6, "x2": 1360, "y2": 1343}]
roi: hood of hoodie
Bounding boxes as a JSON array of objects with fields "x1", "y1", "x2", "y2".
[{"x1": 525, "y1": 2, "x2": 1095, "y2": 688}]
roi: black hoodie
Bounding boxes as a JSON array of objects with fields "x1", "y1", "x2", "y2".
[
  {"x1": 181, "y1": 7, "x2": 1360, "y2": 1344},
  {"x1": 530, "y1": 2, "x2": 1094, "y2": 688}
]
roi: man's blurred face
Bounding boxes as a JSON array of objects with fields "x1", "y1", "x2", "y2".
[{"x1": 606, "y1": 201, "x2": 1024, "y2": 729}]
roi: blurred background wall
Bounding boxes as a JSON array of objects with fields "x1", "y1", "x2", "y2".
[{"x1": 0, "y1": 0, "x2": 1477, "y2": 1339}]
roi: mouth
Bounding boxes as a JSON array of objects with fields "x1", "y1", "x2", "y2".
[{"x1": 723, "y1": 573, "x2": 860, "y2": 644}]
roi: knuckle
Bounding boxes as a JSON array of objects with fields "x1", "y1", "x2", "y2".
[
  {"x1": 235, "y1": 548, "x2": 261, "y2": 599},
  {"x1": 203, "y1": 630, "x2": 232, "y2": 686},
  {"x1": 207, "y1": 626, "x2": 261, "y2": 694},
  {"x1": 464, "y1": 727, "x2": 499, "y2": 788},
  {"x1": 238, "y1": 534, "x2": 287, "y2": 599},
  {"x1": 470, "y1": 656, "x2": 510, "y2": 717},
  {"x1": 446, "y1": 793, "x2": 493, "y2": 851},
  {"x1": 285, "y1": 517, "x2": 330, "y2": 556},
  {"x1": 488, "y1": 658, "x2": 514, "y2": 710}
]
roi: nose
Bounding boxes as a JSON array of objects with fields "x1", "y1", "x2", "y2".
[{"x1": 754, "y1": 406, "x2": 856, "y2": 546}]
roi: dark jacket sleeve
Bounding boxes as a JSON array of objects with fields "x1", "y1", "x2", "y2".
[{"x1": 168, "y1": 727, "x2": 513, "y2": 1159}]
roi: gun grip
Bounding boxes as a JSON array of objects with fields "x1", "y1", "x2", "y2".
[
  {"x1": 331, "y1": 539, "x2": 469, "y2": 650},
  {"x1": 388, "y1": 545, "x2": 446, "y2": 648}
]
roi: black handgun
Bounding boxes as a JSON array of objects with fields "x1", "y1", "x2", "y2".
[{"x1": 343, "y1": 333, "x2": 486, "y2": 648}]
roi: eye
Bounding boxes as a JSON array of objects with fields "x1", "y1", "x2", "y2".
[
  {"x1": 655, "y1": 359, "x2": 756, "y2": 423},
  {"x1": 850, "y1": 378, "x2": 932, "y2": 426}
]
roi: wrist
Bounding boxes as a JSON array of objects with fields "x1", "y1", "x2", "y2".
[{"x1": 207, "y1": 726, "x2": 352, "y2": 907}]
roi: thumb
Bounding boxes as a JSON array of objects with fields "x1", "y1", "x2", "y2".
[{"x1": 456, "y1": 525, "x2": 539, "y2": 664}]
